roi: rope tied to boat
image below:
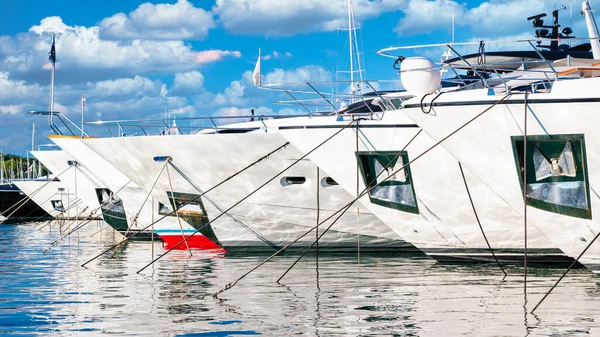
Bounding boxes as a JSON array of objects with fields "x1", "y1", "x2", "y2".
[
  {"x1": 214, "y1": 93, "x2": 513, "y2": 298},
  {"x1": 134, "y1": 120, "x2": 363, "y2": 274},
  {"x1": 81, "y1": 141, "x2": 291, "y2": 268}
]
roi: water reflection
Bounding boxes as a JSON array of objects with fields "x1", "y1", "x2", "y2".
[{"x1": 0, "y1": 223, "x2": 598, "y2": 336}]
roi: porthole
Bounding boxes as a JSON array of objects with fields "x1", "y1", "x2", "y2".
[
  {"x1": 321, "y1": 177, "x2": 339, "y2": 187},
  {"x1": 281, "y1": 176, "x2": 307, "y2": 186}
]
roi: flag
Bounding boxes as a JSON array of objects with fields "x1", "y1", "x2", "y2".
[
  {"x1": 25, "y1": 164, "x2": 33, "y2": 173},
  {"x1": 252, "y1": 49, "x2": 261, "y2": 87},
  {"x1": 49, "y1": 35, "x2": 56, "y2": 64}
]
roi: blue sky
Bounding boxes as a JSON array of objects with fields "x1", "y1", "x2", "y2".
[{"x1": 0, "y1": 0, "x2": 583, "y2": 154}]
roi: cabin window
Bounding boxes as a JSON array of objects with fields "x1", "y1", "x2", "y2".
[
  {"x1": 51, "y1": 200, "x2": 65, "y2": 212},
  {"x1": 511, "y1": 134, "x2": 591, "y2": 219},
  {"x1": 281, "y1": 176, "x2": 307, "y2": 186},
  {"x1": 356, "y1": 151, "x2": 418, "y2": 214},
  {"x1": 158, "y1": 202, "x2": 174, "y2": 216}
]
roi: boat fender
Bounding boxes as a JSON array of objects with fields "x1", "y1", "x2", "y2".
[{"x1": 400, "y1": 57, "x2": 441, "y2": 96}]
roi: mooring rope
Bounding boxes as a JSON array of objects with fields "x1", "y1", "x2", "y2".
[
  {"x1": 42, "y1": 180, "x2": 132, "y2": 253},
  {"x1": 276, "y1": 125, "x2": 417, "y2": 283},
  {"x1": 165, "y1": 163, "x2": 192, "y2": 256},
  {"x1": 458, "y1": 162, "x2": 507, "y2": 277},
  {"x1": 131, "y1": 161, "x2": 169, "y2": 225},
  {"x1": 135, "y1": 120, "x2": 362, "y2": 274},
  {"x1": 523, "y1": 92, "x2": 529, "y2": 297},
  {"x1": 531, "y1": 230, "x2": 600, "y2": 313},
  {"x1": 81, "y1": 141, "x2": 291, "y2": 268},
  {"x1": 0, "y1": 166, "x2": 73, "y2": 224},
  {"x1": 214, "y1": 93, "x2": 513, "y2": 298},
  {"x1": 168, "y1": 161, "x2": 281, "y2": 251}
]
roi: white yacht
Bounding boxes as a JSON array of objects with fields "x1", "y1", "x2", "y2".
[{"x1": 376, "y1": 2, "x2": 600, "y2": 271}]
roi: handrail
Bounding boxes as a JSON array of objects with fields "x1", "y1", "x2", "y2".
[{"x1": 377, "y1": 37, "x2": 600, "y2": 58}]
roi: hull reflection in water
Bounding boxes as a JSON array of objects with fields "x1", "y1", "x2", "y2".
[{"x1": 1, "y1": 223, "x2": 599, "y2": 336}]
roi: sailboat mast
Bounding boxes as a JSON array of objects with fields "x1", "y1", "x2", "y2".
[
  {"x1": 347, "y1": 0, "x2": 354, "y2": 96},
  {"x1": 0, "y1": 149, "x2": 4, "y2": 183}
]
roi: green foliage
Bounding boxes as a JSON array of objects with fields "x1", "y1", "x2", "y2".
[{"x1": 0, "y1": 153, "x2": 49, "y2": 180}]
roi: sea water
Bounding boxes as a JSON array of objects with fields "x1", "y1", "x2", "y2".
[{"x1": 0, "y1": 222, "x2": 599, "y2": 336}]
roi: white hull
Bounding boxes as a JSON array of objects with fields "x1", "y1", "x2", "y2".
[
  {"x1": 81, "y1": 133, "x2": 411, "y2": 252},
  {"x1": 31, "y1": 150, "x2": 101, "y2": 219},
  {"x1": 402, "y1": 78, "x2": 600, "y2": 272},
  {"x1": 267, "y1": 113, "x2": 564, "y2": 263},
  {"x1": 49, "y1": 137, "x2": 213, "y2": 248},
  {"x1": 13, "y1": 180, "x2": 73, "y2": 219}
]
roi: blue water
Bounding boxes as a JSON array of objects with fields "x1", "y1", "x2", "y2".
[{"x1": 0, "y1": 223, "x2": 599, "y2": 336}]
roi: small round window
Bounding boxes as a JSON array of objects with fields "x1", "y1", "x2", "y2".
[
  {"x1": 321, "y1": 177, "x2": 339, "y2": 186},
  {"x1": 281, "y1": 176, "x2": 307, "y2": 186}
]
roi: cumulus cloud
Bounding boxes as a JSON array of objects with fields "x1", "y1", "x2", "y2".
[
  {"x1": 0, "y1": 72, "x2": 44, "y2": 103},
  {"x1": 99, "y1": 0, "x2": 215, "y2": 40},
  {"x1": 214, "y1": 0, "x2": 406, "y2": 36},
  {"x1": 0, "y1": 104, "x2": 27, "y2": 115},
  {"x1": 88, "y1": 76, "x2": 164, "y2": 99},
  {"x1": 394, "y1": 0, "x2": 561, "y2": 38},
  {"x1": 171, "y1": 71, "x2": 205, "y2": 96},
  {"x1": 1, "y1": 16, "x2": 236, "y2": 84}
]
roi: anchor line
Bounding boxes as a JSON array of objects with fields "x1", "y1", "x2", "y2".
[
  {"x1": 135, "y1": 119, "x2": 363, "y2": 274},
  {"x1": 168, "y1": 161, "x2": 281, "y2": 251},
  {"x1": 81, "y1": 141, "x2": 291, "y2": 268},
  {"x1": 458, "y1": 162, "x2": 507, "y2": 277},
  {"x1": 531, "y1": 230, "x2": 600, "y2": 313},
  {"x1": 0, "y1": 165, "x2": 73, "y2": 223},
  {"x1": 277, "y1": 123, "x2": 417, "y2": 283},
  {"x1": 523, "y1": 92, "x2": 529, "y2": 296},
  {"x1": 316, "y1": 167, "x2": 319, "y2": 264},
  {"x1": 43, "y1": 180, "x2": 133, "y2": 253},
  {"x1": 165, "y1": 163, "x2": 192, "y2": 256},
  {"x1": 132, "y1": 161, "x2": 168, "y2": 225},
  {"x1": 214, "y1": 93, "x2": 512, "y2": 298}
]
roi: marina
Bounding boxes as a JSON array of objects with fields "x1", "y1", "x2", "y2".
[{"x1": 3, "y1": 0, "x2": 600, "y2": 335}]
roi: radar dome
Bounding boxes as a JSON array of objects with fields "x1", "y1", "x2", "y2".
[{"x1": 400, "y1": 57, "x2": 441, "y2": 96}]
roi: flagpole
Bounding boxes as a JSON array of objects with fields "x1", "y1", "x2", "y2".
[{"x1": 49, "y1": 34, "x2": 56, "y2": 126}]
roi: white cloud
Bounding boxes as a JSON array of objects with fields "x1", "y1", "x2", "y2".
[
  {"x1": 88, "y1": 75, "x2": 164, "y2": 99},
  {"x1": 0, "y1": 104, "x2": 27, "y2": 115},
  {"x1": 171, "y1": 71, "x2": 205, "y2": 96},
  {"x1": 394, "y1": 0, "x2": 465, "y2": 36},
  {"x1": 192, "y1": 50, "x2": 241, "y2": 64},
  {"x1": 263, "y1": 65, "x2": 331, "y2": 84},
  {"x1": 262, "y1": 50, "x2": 293, "y2": 61},
  {"x1": 212, "y1": 65, "x2": 331, "y2": 107},
  {"x1": 99, "y1": 0, "x2": 215, "y2": 40},
  {"x1": 394, "y1": 0, "x2": 560, "y2": 38},
  {"x1": 214, "y1": 0, "x2": 405, "y2": 36},
  {"x1": 1, "y1": 17, "x2": 233, "y2": 84},
  {"x1": 0, "y1": 72, "x2": 44, "y2": 103}
]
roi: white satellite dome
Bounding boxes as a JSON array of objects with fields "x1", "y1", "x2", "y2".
[{"x1": 400, "y1": 57, "x2": 441, "y2": 96}]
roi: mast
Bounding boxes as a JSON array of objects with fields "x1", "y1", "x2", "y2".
[
  {"x1": 31, "y1": 123, "x2": 35, "y2": 151},
  {"x1": 347, "y1": 0, "x2": 354, "y2": 96},
  {"x1": 1, "y1": 149, "x2": 3, "y2": 183},
  {"x1": 26, "y1": 152, "x2": 30, "y2": 180}
]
